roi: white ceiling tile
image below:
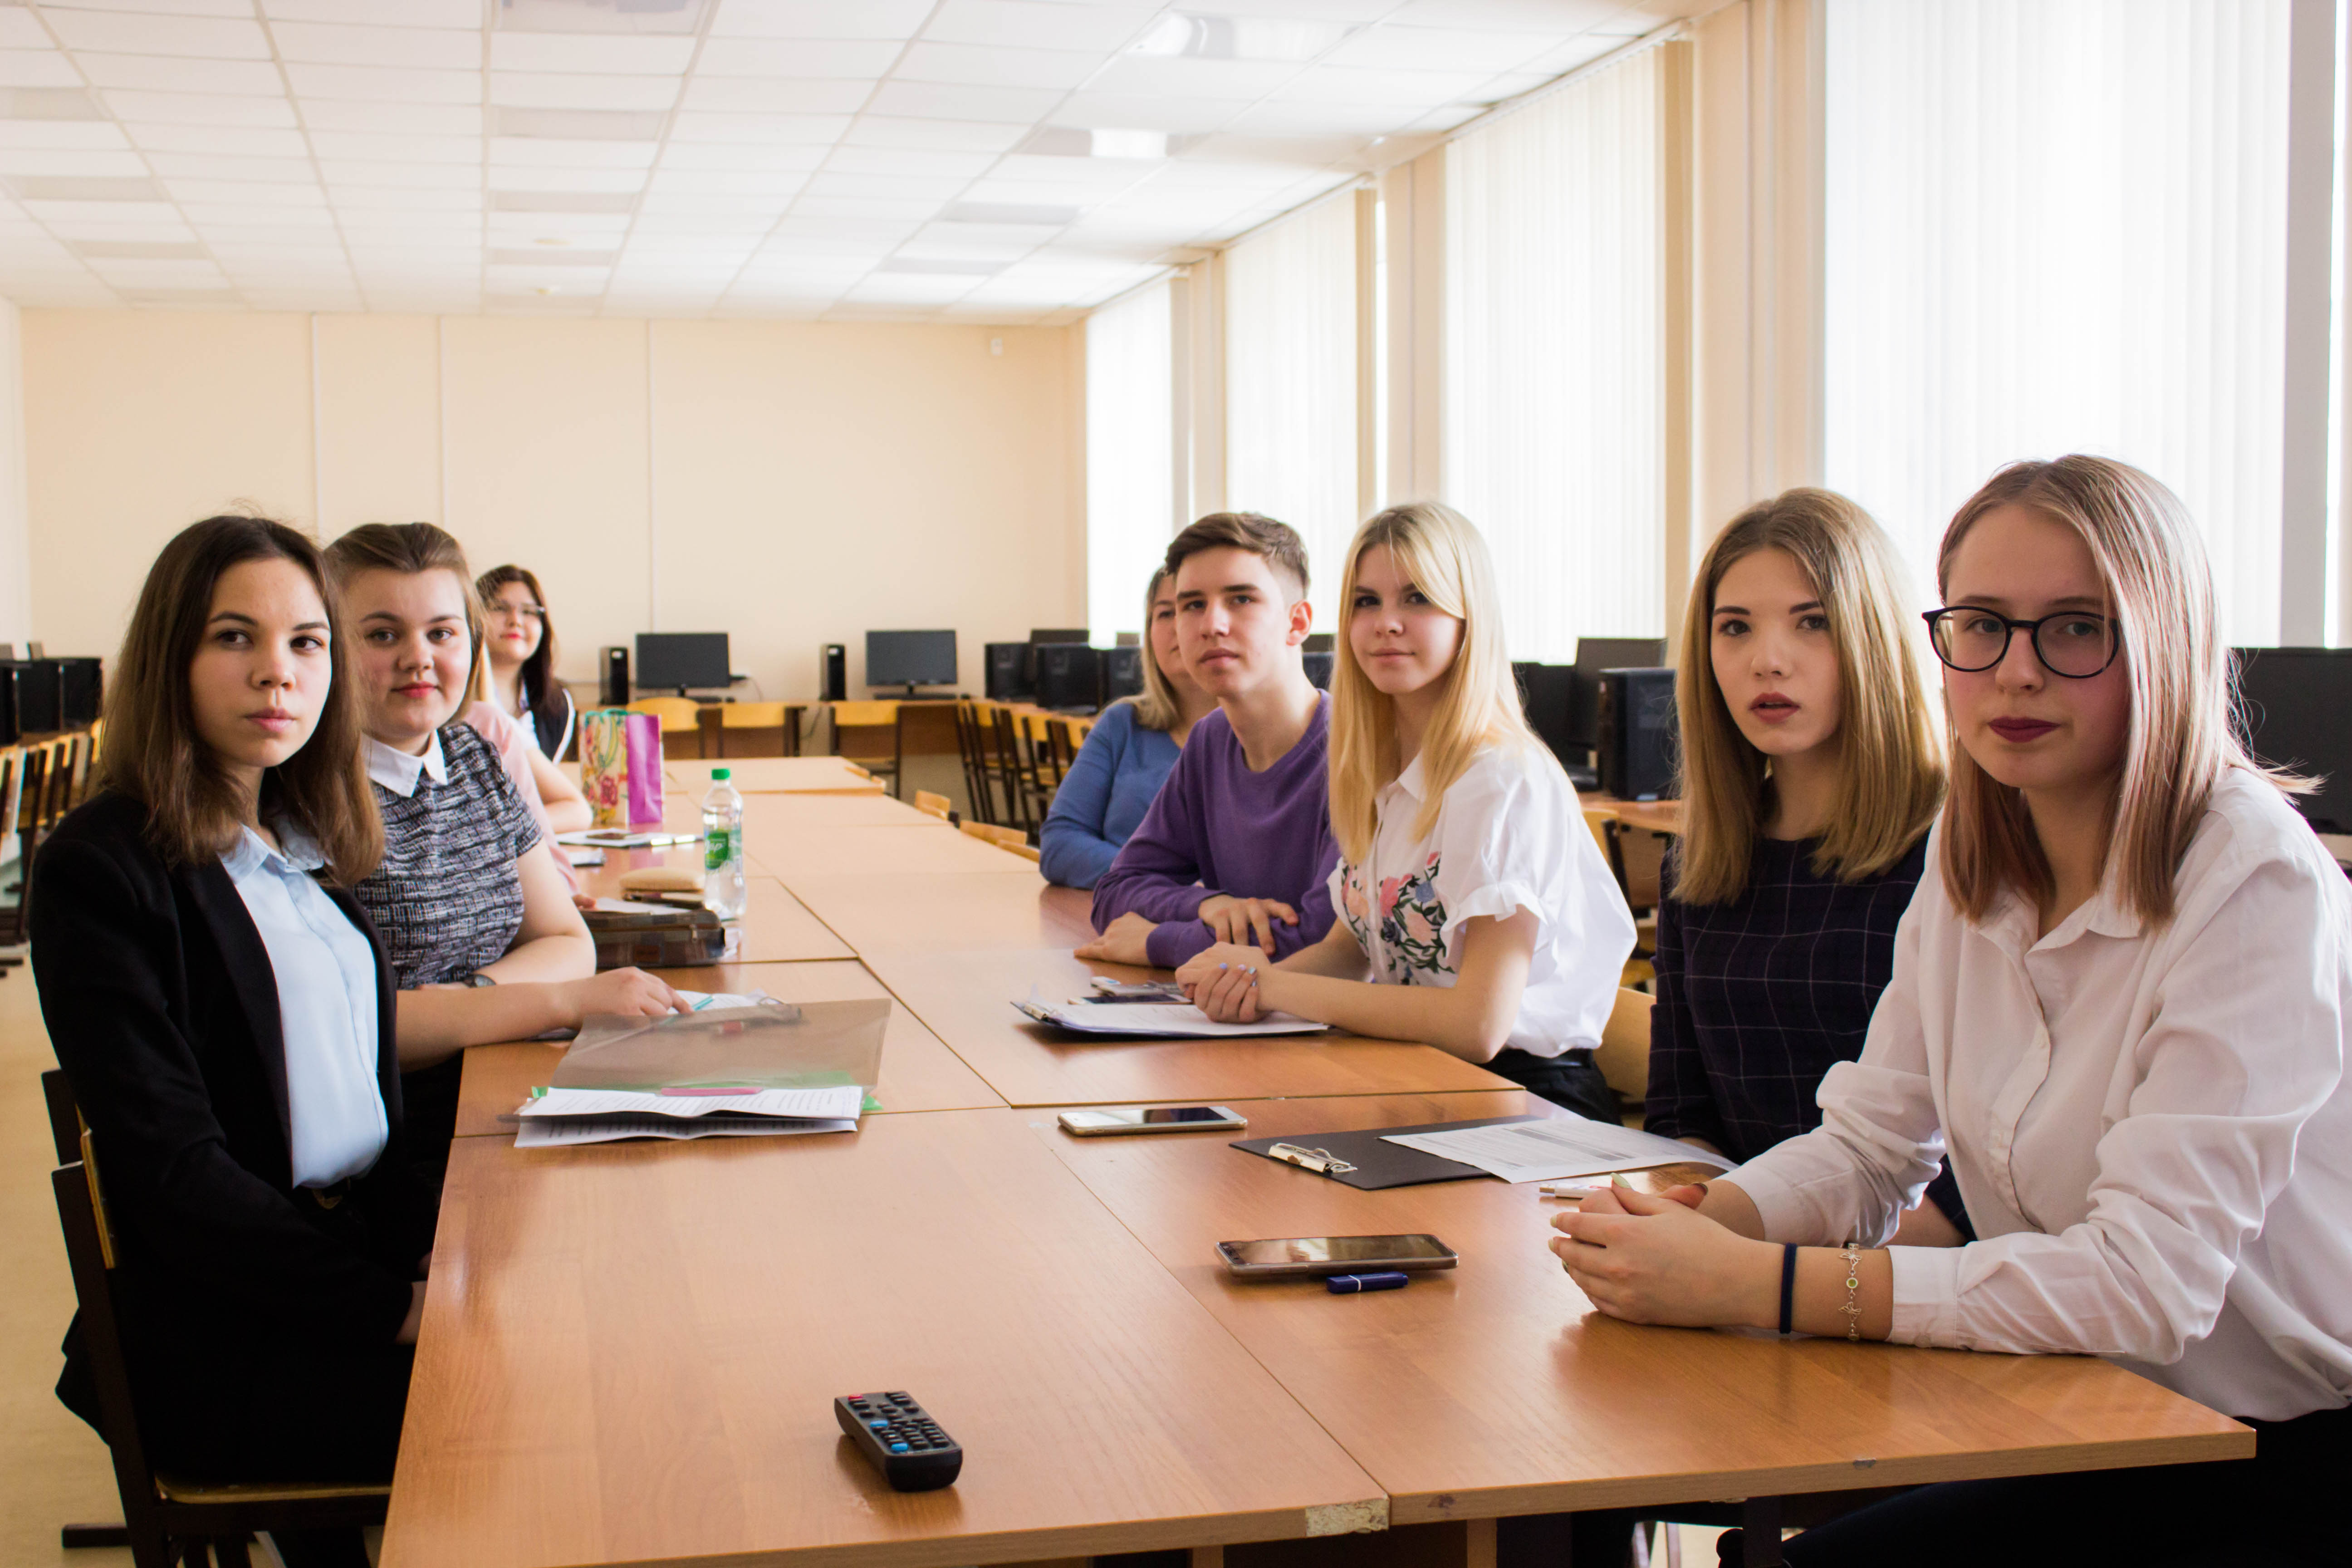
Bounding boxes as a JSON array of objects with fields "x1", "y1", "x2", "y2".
[
  {"x1": 307, "y1": 131, "x2": 480, "y2": 163},
  {"x1": 147, "y1": 152, "x2": 316, "y2": 181},
  {"x1": 1325, "y1": 23, "x2": 1556, "y2": 72},
  {"x1": 789, "y1": 196, "x2": 939, "y2": 223},
  {"x1": 36, "y1": 219, "x2": 193, "y2": 244},
  {"x1": 989, "y1": 153, "x2": 1157, "y2": 186},
  {"x1": 669, "y1": 111, "x2": 848, "y2": 144},
  {"x1": 912, "y1": 218, "x2": 1061, "y2": 247},
  {"x1": 288, "y1": 64, "x2": 483, "y2": 104},
  {"x1": 489, "y1": 73, "x2": 679, "y2": 111},
  {"x1": 485, "y1": 211, "x2": 630, "y2": 235},
  {"x1": 1402, "y1": 102, "x2": 1483, "y2": 132},
  {"x1": 0, "y1": 122, "x2": 133, "y2": 150},
  {"x1": 0, "y1": 52, "x2": 83, "y2": 89},
  {"x1": 23, "y1": 198, "x2": 182, "y2": 225},
  {"x1": 769, "y1": 209, "x2": 923, "y2": 235},
  {"x1": 0, "y1": 14, "x2": 50, "y2": 49},
  {"x1": 1054, "y1": 92, "x2": 1247, "y2": 134},
  {"x1": 626, "y1": 205, "x2": 778, "y2": 229},
  {"x1": 1080, "y1": 57, "x2": 1299, "y2": 99},
  {"x1": 924, "y1": 1, "x2": 1162, "y2": 52},
  {"x1": 0, "y1": 148, "x2": 150, "y2": 176},
  {"x1": 893, "y1": 42, "x2": 1104, "y2": 90},
  {"x1": 678, "y1": 77, "x2": 872, "y2": 113},
  {"x1": 489, "y1": 35, "x2": 696, "y2": 75},
  {"x1": 490, "y1": 137, "x2": 657, "y2": 168},
  {"x1": 1224, "y1": 100, "x2": 1421, "y2": 134},
  {"x1": 1156, "y1": 154, "x2": 1328, "y2": 188},
  {"x1": 488, "y1": 165, "x2": 646, "y2": 193},
  {"x1": 710, "y1": 0, "x2": 931, "y2": 39},
  {"x1": 319, "y1": 158, "x2": 477, "y2": 187},
  {"x1": 177, "y1": 200, "x2": 336, "y2": 224},
  {"x1": 167, "y1": 181, "x2": 327, "y2": 205},
  {"x1": 1279, "y1": 64, "x2": 1497, "y2": 103},
  {"x1": 88, "y1": 260, "x2": 230, "y2": 284},
  {"x1": 1184, "y1": 0, "x2": 1399, "y2": 19},
  {"x1": 658, "y1": 142, "x2": 825, "y2": 171},
  {"x1": 196, "y1": 223, "x2": 352, "y2": 245},
  {"x1": 866, "y1": 81, "x2": 1062, "y2": 124},
  {"x1": 129, "y1": 123, "x2": 309, "y2": 156},
  {"x1": 326, "y1": 185, "x2": 482, "y2": 209},
  {"x1": 694, "y1": 39, "x2": 903, "y2": 78},
  {"x1": 804, "y1": 170, "x2": 969, "y2": 200},
  {"x1": 78, "y1": 56, "x2": 289, "y2": 95},
  {"x1": 1518, "y1": 33, "x2": 1627, "y2": 74},
  {"x1": 842, "y1": 117, "x2": 1026, "y2": 153},
  {"x1": 244, "y1": 289, "x2": 366, "y2": 308},
  {"x1": 298, "y1": 101, "x2": 484, "y2": 135},
  {"x1": 46, "y1": 11, "x2": 273, "y2": 59},
  {"x1": 895, "y1": 235, "x2": 1036, "y2": 262},
  {"x1": 647, "y1": 167, "x2": 804, "y2": 195},
  {"x1": 209, "y1": 242, "x2": 348, "y2": 260},
  {"x1": 824, "y1": 146, "x2": 997, "y2": 180},
  {"x1": 1387, "y1": 0, "x2": 1628, "y2": 27},
  {"x1": 269, "y1": 23, "x2": 481, "y2": 70},
  {"x1": 842, "y1": 272, "x2": 976, "y2": 303},
  {"x1": 264, "y1": 5, "x2": 479, "y2": 35}
]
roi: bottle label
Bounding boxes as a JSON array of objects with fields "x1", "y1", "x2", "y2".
[{"x1": 705, "y1": 828, "x2": 731, "y2": 871}]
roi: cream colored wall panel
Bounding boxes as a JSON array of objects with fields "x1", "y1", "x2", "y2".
[
  {"x1": 441, "y1": 316, "x2": 649, "y2": 693},
  {"x1": 649, "y1": 319, "x2": 1080, "y2": 700},
  {"x1": 316, "y1": 312, "x2": 441, "y2": 535},
  {"x1": 24, "y1": 309, "x2": 314, "y2": 662},
  {"x1": 0, "y1": 301, "x2": 29, "y2": 650}
]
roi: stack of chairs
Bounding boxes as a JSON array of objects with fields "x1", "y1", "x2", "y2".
[{"x1": 951, "y1": 701, "x2": 1093, "y2": 838}]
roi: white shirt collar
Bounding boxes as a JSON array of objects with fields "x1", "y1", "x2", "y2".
[
  {"x1": 220, "y1": 822, "x2": 326, "y2": 880},
  {"x1": 1384, "y1": 753, "x2": 1429, "y2": 804},
  {"x1": 365, "y1": 730, "x2": 448, "y2": 799}
]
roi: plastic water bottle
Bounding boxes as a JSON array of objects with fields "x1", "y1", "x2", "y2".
[{"x1": 701, "y1": 767, "x2": 746, "y2": 920}]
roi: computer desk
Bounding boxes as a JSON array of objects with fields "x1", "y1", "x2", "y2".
[{"x1": 398, "y1": 782, "x2": 2253, "y2": 1568}]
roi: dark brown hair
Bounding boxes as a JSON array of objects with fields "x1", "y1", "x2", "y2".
[
  {"x1": 1163, "y1": 511, "x2": 1310, "y2": 602},
  {"x1": 103, "y1": 514, "x2": 383, "y2": 883},
  {"x1": 323, "y1": 522, "x2": 486, "y2": 703},
  {"x1": 475, "y1": 562, "x2": 566, "y2": 738}
]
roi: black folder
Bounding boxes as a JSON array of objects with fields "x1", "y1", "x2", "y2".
[{"x1": 1230, "y1": 1114, "x2": 1547, "y2": 1191}]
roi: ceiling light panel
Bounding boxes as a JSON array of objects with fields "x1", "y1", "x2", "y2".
[
  {"x1": 495, "y1": 106, "x2": 669, "y2": 139},
  {"x1": 0, "y1": 148, "x2": 147, "y2": 176},
  {"x1": 1127, "y1": 13, "x2": 1354, "y2": 62},
  {"x1": 145, "y1": 152, "x2": 316, "y2": 182},
  {"x1": 490, "y1": 73, "x2": 681, "y2": 111},
  {"x1": 0, "y1": 93, "x2": 112, "y2": 127},
  {"x1": 490, "y1": 34, "x2": 697, "y2": 75},
  {"x1": 647, "y1": 167, "x2": 805, "y2": 194},
  {"x1": 668, "y1": 110, "x2": 850, "y2": 143},
  {"x1": 490, "y1": 137, "x2": 658, "y2": 167},
  {"x1": 321, "y1": 159, "x2": 478, "y2": 187},
  {"x1": 289, "y1": 64, "x2": 485, "y2": 104},
  {"x1": 488, "y1": 166, "x2": 647, "y2": 192},
  {"x1": 167, "y1": 180, "x2": 327, "y2": 206},
  {"x1": 710, "y1": 0, "x2": 934, "y2": 39},
  {"x1": 298, "y1": 101, "x2": 484, "y2": 135},
  {"x1": 0, "y1": 53, "x2": 85, "y2": 90},
  {"x1": 658, "y1": 142, "x2": 826, "y2": 170},
  {"x1": 128, "y1": 123, "x2": 309, "y2": 155}
]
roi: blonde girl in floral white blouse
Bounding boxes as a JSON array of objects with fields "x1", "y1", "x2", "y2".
[{"x1": 1177, "y1": 502, "x2": 1636, "y2": 1122}]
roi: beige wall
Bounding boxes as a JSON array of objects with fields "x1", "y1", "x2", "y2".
[
  {"x1": 0, "y1": 299, "x2": 26, "y2": 651},
  {"x1": 21, "y1": 309, "x2": 1084, "y2": 699}
]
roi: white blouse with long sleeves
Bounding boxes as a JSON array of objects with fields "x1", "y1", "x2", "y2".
[
  {"x1": 1326, "y1": 741, "x2": 1635, "y2": 1058},
  {"x1": 1728, "y1": 767, "x2": 2352, "y2": 1421}
]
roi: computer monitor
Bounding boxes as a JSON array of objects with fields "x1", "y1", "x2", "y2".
[
  {"x1": 635, "y1": 632, "x2": 729, "y2": 694},
  {"x1": 1513, "y1": 662, "x2": 1576, "y2": 761},
  {"x1": 1303, "y1": 650, "x2": 1335, "y2": 690},
  {"x1": 866, "y1": 629, "x2": 957, "y2": 695},
  {"x1": 1568, "y1": 637, "x2": 1669, "y2": 750},
  {"x1": 2236, "y1": 647, "x2": 2352, "y2": 832},
  {"x1": 1102, "y1": 645, "x2": 1144, "y2": 701},
  {"x1": 1034, "y1": 643, "x2": 1100, "y2": 711}
]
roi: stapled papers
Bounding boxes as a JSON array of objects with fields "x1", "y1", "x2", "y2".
[
  {"x1": 510, "y1": 1085, "x2": 863, "y2": 1148},
  {"x1": 1381, "y1": 1117, "x2": 1735, "y2": 1185},
  {"x1": 1014, "y1": 989, "x2": 1327, "y2": 1039}
]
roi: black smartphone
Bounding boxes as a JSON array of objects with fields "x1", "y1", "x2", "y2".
[{"x1": 1215, "y1": 1234, "x2": 1457, "y2": 1279}]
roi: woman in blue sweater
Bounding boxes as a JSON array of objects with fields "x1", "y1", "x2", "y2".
[{"x1": 1041, "y1": 567, "x2": 1217, "y2": 889}]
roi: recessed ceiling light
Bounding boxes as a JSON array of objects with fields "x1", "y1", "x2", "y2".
[
  {"x1": 1127, "y1": 14, "x2": 1351, "y2": 64},
  {"x1": 74, "y1": 240, "x2": 212, "y2": 260},
  {"x1": 5, "y1": 176, "x2": 166, "y2": 202},
  {"x1": 495, "y1": 107, "x2": 669, "y2": 141},
  {"x1": 0, "y1": 89, "x2": 106, "y2": 123},
  {"x1": 496, "y1": 0, "x2": 709, "y2": 36},
  {"x1": 492, "y1": 248, "x2": 612, "y2": 266},
  {"x1": 492, "y1": 190, "x2": 638, "y2": 213}
]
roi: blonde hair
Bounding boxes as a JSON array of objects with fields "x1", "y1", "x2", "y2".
[
  {"x1": 1937, "y1": 456, "x2": 2297, "y2": 926},
  {"x1": 1328, "y1": 502, "x2": 1541, "y2": 863},
  {"x1": 323, "y1": 522, "x2": 488, "y2": 710},
  {"x1": 1674, "y1": 489, "x2": 1944, "y2": 904},
  {"x1": 1125, "y1": 565, "x2": 1183, "y2": 732}
]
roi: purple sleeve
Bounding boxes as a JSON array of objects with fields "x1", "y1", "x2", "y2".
[
  {"x1": 1139, "y1": 812, "x2": 1340, "y2": 970},
  {"x1": 1089, "y1": 754, "x2": 1216, "y2": 936}
]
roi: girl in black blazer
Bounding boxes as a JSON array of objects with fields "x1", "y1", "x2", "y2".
[{"x1": 32, "y1": 517, "x2": 432, "y2": 1568}]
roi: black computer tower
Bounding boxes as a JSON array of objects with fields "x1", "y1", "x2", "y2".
[
  {"x1": 1513, "y1": 662, "x2": 1575, "y2": 761},
  {"x1": 1033, "y1": 643, "x2": 1100, "y2": 711},
  {"x1": 602, "y1": 646, "x2": 629, "y2": 707},
  {"x1": 819, "y1": 643, "x2": 846, "y2": 702},
  {"x1": 1102, "y1": 645, "x2": 1143, "y2": 701},
  {"x1": 1303, "y1": 651, "x2": 1335, "y2": 690},
  {"x1": 5, "y1": 658, "x2": 61, "y2": 734},
  {"x1": 985, "y1": 641, "x2": 1034, "y2": 702},
  {"x1": 1596, "y1": 667, "x2": 1677, "y2": 801},
  {"x1": 52, "y1": 657, "x2": 101, "y2": 726},
  {"x1": 0, "y1": 662, "x2": 20, "y2": 745}
]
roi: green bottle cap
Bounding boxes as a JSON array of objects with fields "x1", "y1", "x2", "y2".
[{"x1": 711, "y1": 767, "x2": 731, "y2": 779}]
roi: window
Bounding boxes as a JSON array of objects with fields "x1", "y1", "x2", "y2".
[
  {"x1": 1444, "y1": 47, "x2": 1666, "y2": 661},
  {"x1": 1085, "y1": 279, "x2": 1174, "y2": 641},
  {"x1": 1823, "y1": 0, "x2": 2294, "y2": 643},
  {"x1": 1224, "y1": 192, "x2": 1360, "y2": 627}
]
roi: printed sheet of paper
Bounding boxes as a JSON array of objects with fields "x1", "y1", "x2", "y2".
[
  {"x1": 1014, "y1": 995, "x2": 1327, "y2": 1039},
  {"x1": 1382, "y1": 1117, "x2": 1735, "y2": 1184},
  {"x1": 514, "y1": 1115, "x2": 857, "y2": 1148},
  {"x1": 518, "y1": 1084, "x2": 865, "y2": 1122}
]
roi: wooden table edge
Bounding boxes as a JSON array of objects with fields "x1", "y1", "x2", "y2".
[{"x1": 1384, "y1": 1425, "x2": 2257, "y2": 1524}]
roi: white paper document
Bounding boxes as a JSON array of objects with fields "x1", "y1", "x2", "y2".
[
  {"x1": 514, "y1": 1115, "x2": 857, "y2": 1148},
  {"x1": 1014, "y1": 995, "x2": 1327, "y2": 1039},
  {"x1": 1382, "y1": 1117, "x2": 1736, "y2": 1184},
  {"x1": 518, "y1": 1085, "x2": 865, "y2": 1122}
]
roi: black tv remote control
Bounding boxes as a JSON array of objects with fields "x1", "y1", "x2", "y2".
[{"x1": 834, "y1": 1392, "x2": 963, "y2": 1492}]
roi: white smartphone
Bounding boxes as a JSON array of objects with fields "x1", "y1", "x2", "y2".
[{"x1": 1056, "y1": 1105, "x2": 1248, "y2": 1136}]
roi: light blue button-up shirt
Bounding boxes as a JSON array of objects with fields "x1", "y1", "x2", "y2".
[{"x1": 220, "y1": 824, "x2": 387, "y2": 1189}]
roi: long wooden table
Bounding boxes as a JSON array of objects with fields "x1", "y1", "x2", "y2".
[{"x1": 396, "y1": 767, "x2": 2255, "y2": 1568}]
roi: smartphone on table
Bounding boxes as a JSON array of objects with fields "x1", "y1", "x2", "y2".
[
  {"x1": 1057, "y1": 1105, "x2": 1248, "y2": 1136},
  {"x1": 1215, "y1": 1234, "x2": 1458, "y2": 1279}
]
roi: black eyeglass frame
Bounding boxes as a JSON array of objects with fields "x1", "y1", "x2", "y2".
[{"x1": 1919, "y1": 607, "x2": 2123, "y2": 679}]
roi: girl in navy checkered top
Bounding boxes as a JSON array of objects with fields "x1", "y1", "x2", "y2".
[
  {"x1": 1640, "y1": 490, "x2": 1970, "y2": 1243},
  {"x1": 325, "y1": 524, "x2": 688, "y2": 1189}
]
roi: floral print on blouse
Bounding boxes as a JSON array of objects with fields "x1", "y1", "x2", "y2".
[{"x1": 1340, "y1": 852, "x2": 1452, "y2": 983}]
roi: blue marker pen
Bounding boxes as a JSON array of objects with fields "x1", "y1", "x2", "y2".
[{"x1": 1325, "y1": 1271, "x2": 1410, "y2": 1294}]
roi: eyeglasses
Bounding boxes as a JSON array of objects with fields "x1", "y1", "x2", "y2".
[
  {"x1": 488, "y1": 602, "x2": 545, "y2": 622},
  {"x1": 1921, "y1": 607, "x2": 2120, "y2": 678}
]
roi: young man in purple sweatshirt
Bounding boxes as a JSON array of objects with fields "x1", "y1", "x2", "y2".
[{"x1": 1080, "y1": 512, "x2": 1338, "y2": 971}]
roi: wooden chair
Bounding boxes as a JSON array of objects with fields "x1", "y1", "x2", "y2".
[
  {"x1": 952, "y1": 702, "x2": 1005, "y2": 825},
  {"x1": 913, "y1": 790, "x2": 951, "y2": 821},
  {"x1": 984, "y1": 706, "x2": 1042, "y2": 833},
  {"x1": 1596, "y1": 987, "x2": 1655, "y2": 1122},
  {"x1": 627, "y1": 696, "x2": 706, "y2": 760},
  {"x1": 40, "y1": 1071, "x2": 392, "y2": 1568},
  {"x1": 830, "y1": 701, "x2": 903, "y2": 797},
  {"x1": 1603, "y1": 816, "x2": 1668, "y2": 956},
  {"x1": 717, "y1": 701, "x2": 792, "y2": 759},
  {"x1": 958, "y1": 819, "x2": 1038, "y2": 861},
  {"x1": 0, "y1": 749, "x2": 21, "y2": 967}
]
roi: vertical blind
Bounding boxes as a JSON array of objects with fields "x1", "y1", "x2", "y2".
[
  {"x1": 1823, "y1": 0, "x2": 2292, "y2": 643},
  {"x1": 1085, "y1": 278, "x2": 1174, "y2": 641},
  {"x1": 1223, "y1": 192, "x2": 1359, "y2": 629},
  {"x1": 1443, "y1": 46, "x2": 1666, "y2": 662}
]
